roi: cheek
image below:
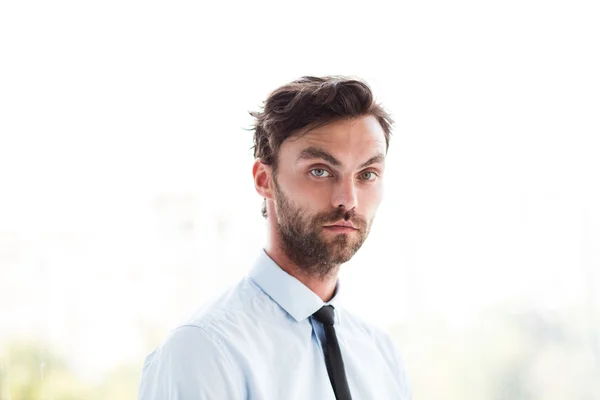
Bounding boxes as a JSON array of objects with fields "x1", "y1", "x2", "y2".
[
  {"x1": 277, "y1": 179, "x2": 323, "y2": 215},
  {"x1": 360, "y1": 185, "x2": 384, "y2": 214},
  {"x1": 375, "y1": 184, "x2": 385, "y2": 205},
  {"x1": 289, "y1": 177, "x2": 331, "y2": 205}
]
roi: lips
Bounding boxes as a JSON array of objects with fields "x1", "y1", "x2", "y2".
[
  {"x1": 324, "y1": 221, "x2": 357, "y2": 229},
  {"x1": 323, "y1": 224, "x2": 358, "y2": 232}
]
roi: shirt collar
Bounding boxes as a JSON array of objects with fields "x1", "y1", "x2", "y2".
[{"x1": 248, "y1": 249, "x2": 342, "y2": 323}]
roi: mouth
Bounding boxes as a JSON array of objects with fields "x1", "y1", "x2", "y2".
[{"x1": 323, "y1": 225, "x2": 358, "y2": 233}]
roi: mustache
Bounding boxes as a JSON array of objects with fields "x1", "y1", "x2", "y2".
[{"x1": 318, "y1": 208, "x2": 367, "y2": 229}]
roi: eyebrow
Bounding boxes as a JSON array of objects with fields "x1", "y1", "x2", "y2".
[
  {"x1": 296, "y1": 146, "x2": 385, "y2": 169},
  {"x1": 358, "y1": 154, "x2": 385, "y2": 169}
]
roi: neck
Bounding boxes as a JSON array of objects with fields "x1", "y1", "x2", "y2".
[{"x1": 264, "y1": 244, "x2": 339, "y2": 302}]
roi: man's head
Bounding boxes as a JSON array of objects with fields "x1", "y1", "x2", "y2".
[{"x1": 251, "y1": 76, "x2": 393, "y2": 277}]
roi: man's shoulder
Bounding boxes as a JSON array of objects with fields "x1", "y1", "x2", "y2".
[
  {"x1": 139, "y1": 291, "x2": 252, "y2": 400},
  {"x1": 179, "y1": 276, "x2": 263, "y2": 331},
  {"x1": 142, "y1": 277, "x2": 265, "y2": 371}
]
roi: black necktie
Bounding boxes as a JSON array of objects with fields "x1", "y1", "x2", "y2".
[{"x1": 312, "y1": 305, "x2": 352, "y2": 400}]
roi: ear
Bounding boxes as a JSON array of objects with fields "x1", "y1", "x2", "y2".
[{"x1": 252, "y1": 159, "x2": 274, "y2": 201}]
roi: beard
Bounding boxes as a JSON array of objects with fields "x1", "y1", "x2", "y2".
[{"x1": 272, "y1": 176, "x2": 372, "y2": 279}]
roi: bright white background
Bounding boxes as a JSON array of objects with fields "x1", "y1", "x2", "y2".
[{"x1": 1, "y1": 0, "x2": 599, "y2": 398}]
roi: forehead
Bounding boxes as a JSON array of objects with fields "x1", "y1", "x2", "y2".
[{"x1": 281, "y1": 115, "x2": 387, "y2": 164}]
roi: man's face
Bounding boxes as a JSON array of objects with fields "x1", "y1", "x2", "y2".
[{"x1": 271, "y1": 115, "x2": 387, "y2": 278}]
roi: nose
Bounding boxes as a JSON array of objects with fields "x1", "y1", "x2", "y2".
[{"x1": 331, "y1": 176, "x2": 358, "y2": 211}]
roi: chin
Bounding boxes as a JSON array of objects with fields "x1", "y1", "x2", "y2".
[{"x1": 330, "y1": 246, "x2": 359, "y2": 263}]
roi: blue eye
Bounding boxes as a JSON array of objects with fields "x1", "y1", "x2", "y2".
[
  {"x1": 311, "y1": 169, "x2": 331, "y2": 178},
  {"x1": 361, "y1": 171, "x2": 377, "y2": 180}
]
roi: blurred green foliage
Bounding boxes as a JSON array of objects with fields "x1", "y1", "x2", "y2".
[{"x1": 0, "y1": 341, "x2": 138, "y2": 400}]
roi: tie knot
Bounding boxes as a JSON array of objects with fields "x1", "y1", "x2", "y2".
[{"x1": 312, "y1": 305, "x2": 336, "y2": 325}]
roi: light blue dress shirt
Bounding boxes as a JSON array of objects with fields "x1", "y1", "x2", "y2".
[{"x1": 138, "y1": 249, "x2": 411, "y2": 399}]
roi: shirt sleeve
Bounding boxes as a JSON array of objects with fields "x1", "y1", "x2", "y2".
[{"x1": 138, "y1": 325, "x2": 246, "y2": 400}]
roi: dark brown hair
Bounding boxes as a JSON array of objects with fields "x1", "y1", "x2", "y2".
[{"x1": 249, "y1": 75, "x2": 394, "y2": 218}]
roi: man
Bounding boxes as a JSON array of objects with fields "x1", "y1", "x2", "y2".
[{"x1": 138, "y1": 76, "x2": 411, "y2": 399}]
